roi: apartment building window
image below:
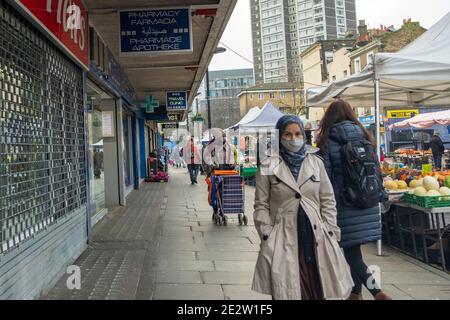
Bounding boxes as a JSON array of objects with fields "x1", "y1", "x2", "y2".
[
  {"x1": 269, "y1": 92, "x2": 275, "y2": 99},
  {"x1": 250, "y1": 94, "x2": 254, "y2": 100},
  {"x1": 259, "y1": 93, "x2": 264, "y2": 100},
  {"x1": 280, "y1": 91, "x2": 286, "y2": 98},
  {"x1": 344, "y1": 70, "x2": 348, "y2": 77},
  {"x1": 336, "y1": 0, "x2": 344, "y2": 6},
  {"x1": 332, "y1": 75, "x2": 337, "y2": 81},
  {"x1": 355, "y1": 58, "x2": 361, "y2": 72}
]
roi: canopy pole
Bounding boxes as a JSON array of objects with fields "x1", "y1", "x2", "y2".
[{"x1": 375, "y1": 78, "x2": 383, "y2": 256}]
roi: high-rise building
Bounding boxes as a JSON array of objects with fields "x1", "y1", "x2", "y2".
[{"x1": 251, "y1": 0, "x2": 357, "y2": 84}]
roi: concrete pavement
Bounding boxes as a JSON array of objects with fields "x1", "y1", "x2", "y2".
[{"x1": 43, "y1": 167, "x2": 450, "y2": 300}]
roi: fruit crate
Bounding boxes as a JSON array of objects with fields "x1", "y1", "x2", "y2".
[{"x1": 403, "y1": 193, "x2": 450, "y2": 208}]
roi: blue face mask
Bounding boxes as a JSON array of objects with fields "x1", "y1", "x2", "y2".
[{"x1": 281, "y1": 138, "x2": 305, "y2": 153}]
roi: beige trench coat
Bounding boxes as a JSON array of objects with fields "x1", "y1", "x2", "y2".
[{"x1": 251, "y1": 150, "x2": 354, "y2": 300}]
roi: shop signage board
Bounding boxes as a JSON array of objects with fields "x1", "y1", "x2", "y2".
[
  {"x1": 166, "y1": 91, "x2": 188, "y2": 111},
  {"x1": 102, "y1": 111, "x2": 115, "y2": 138},
  {"x1": 15, "y1": 0, "x2": 89, "y2": 69},
  {"x1": 162, "y1": 123, "x2": 178, "y2": 129},
  {"x1": 359, "y1": 116, "x2": 375, "y2": 125},
  {"x1": 167, "y1": 113, "x2": 182, "y2": 122},
  {"x1": 387, "y1": 109, "x2": 420, "y2": 119},
  {"x1": 422, "y1": 164, "x2": 433, "y2": 174},
  {"x1": 119, "y1": 8, "x2": 192, "y2": 54}
]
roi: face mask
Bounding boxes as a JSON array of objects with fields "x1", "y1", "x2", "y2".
[{"x1": 281, "y1": 138, "x2": 305, "y2": 153}]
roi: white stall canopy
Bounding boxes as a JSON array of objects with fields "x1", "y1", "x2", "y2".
[
  {"x1": 237, "y1": 102, "x2": 285, "y2": 130},
  {"x1": 306, "y1": 11, "x2": 450, "y2": 108},
  {"x1": 389, "y1": 110, "x2": 450, "y2": 129},
  {"x1": 229, "y1": 106, "x2": 261, "y2": 130}
]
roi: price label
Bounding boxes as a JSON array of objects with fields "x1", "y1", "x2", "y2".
[{"x1": 422, "y1": 164, "x2": 433, "y2": 174}]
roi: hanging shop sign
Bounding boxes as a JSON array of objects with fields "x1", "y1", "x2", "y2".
[
  {"x1": 166, "y1": 91, "x2": 188, "y2": 111},
  {"x1": 15, "y1": 0, "x2": 89, "y2": 69},
  {"x1": 141, "y1": 95, "x2": 160, "y2": 113},
  {"x1": 387, "y1": 109, "x2": 420, "y2": 119},
  {"x1": 119, "y1": 8, "x2": 192, "y2": 54},
  {"x1": 167, "y1": 113, "x2": 182, "y2": 122},
  {"x1": 162, "y1": 123, "x2": 179, "y2": 129}
]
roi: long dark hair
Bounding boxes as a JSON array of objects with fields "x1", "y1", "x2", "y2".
[{"x1": 317, "y1": 99, "x2": 376, "y2": 151}]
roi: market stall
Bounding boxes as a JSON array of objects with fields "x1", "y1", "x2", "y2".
[
  {"x1": 381, "y1": 168, "x2": 450, "y2": 271},
  {"x1": 306, "y1": 12, "x2": 450, "y2": 258},
  {"x1": 386, "y1": 110, "x2": 450, "y2": 170},
  {"x1": 229, "y1": 102, "x2": 284, "y2": 184}
]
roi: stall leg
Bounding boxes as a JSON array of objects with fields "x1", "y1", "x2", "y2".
[
  {"x1": 436, "y1": 213, "x2": 447, "y2": 272},
  {"x1": 420, "y1": 214, "x2": 429, "y2": 264},
  {"x1": 409, "y1": 214, "x2": 419, "y2": 259}
]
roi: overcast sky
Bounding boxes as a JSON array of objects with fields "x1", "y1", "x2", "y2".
[{"x1": 209, "y1": 0, "x2": 450, "y2": 71}]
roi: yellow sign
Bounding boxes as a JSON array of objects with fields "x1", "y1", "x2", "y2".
[
  {"x1": 422, "y1": 164, "x2": 433, "y2": 174},
  {"x1": 387, "y1": 109, "x2": 420, "y2": 119}
]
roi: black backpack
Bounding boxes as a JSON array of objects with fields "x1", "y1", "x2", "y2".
[{"x1": 340, "y1": 139, "x2": 383, "y2": 209}]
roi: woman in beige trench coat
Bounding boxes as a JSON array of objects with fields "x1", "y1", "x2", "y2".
[{"x1": 251, "y1": 115, "x2": 354, "y2": 300}]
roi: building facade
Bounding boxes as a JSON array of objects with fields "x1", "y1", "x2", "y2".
[
  {"x1": 238, "y1": 83, "x2": 303, "y2": 116},
  {"x1": 198, "y1": 68, "x2": 254, "y2": 129},
  {"x1": 251, "y1": 0, "x2": 357, "y2": 84}
]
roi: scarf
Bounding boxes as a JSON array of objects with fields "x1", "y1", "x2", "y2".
[{"x1": 275, "y1": 115, "x2": 307, "y2": 181}]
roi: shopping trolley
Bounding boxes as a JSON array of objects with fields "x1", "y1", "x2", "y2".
[{"x1": 206, "y1": 170, "x2": 248, "y2": 226}]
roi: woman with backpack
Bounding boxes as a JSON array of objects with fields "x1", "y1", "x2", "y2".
[{"x1": 317, "y1": 100, "x2": 391, "y2": 300}]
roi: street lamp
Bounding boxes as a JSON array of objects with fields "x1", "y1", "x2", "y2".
[
  {"x1": 187, "y1": 92, "x2": 202, "y2": 134},
  {"x1": 206, "y1": 47, "x2": 227, "y2": 130}
]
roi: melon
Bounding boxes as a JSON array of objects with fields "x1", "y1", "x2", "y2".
[
  {"x1": 413, "y1": 187, "x2": 427, "y2": 196},
  {"x1": 409, "y1": 179, "x2": 423, "y2": 188},
  {"x1": 425, "y1": 190, "x2": 441, "y2": 197},
  {"x1": 383, "y1": 180, "x2": 398, "y2": 190},
  {"x1": 439, "y1": 187, "x2": 450, "y2": 200},
  {"x1": 440, "y1": 187, "x2": 450, "y2": 196},
  {"x1": 423, "y1": 176, "x2": 440, "y2": 191},
  {"x1": 397, "y1": 181, "x2": 407, "y2": 190}
]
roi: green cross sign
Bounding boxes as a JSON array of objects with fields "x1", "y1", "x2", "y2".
[{"x1": 142, "y1": 95, "x2": 159, "y2": 113}]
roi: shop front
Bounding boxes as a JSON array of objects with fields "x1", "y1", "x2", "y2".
[{"x1": 0, "y1": 0, "x2": 89, "y2": 298}]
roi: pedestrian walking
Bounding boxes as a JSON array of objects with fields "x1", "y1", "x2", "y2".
[
  {"x1": 430, "y1": 131, "x2": 445, "y2": 170},
  {"x1": 317, "y1": 99, "x2": 391, "y2": 300},
  {"x1": 181, "y1": 135, "x2": 202, "y2": 185},
  {"x1": 252, "y1": 115, "x2": 354, "y2": 300}
]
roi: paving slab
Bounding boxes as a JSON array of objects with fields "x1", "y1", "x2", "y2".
[
  {"x1": 202, "y1": 272, "x2": 254, "y2": 285},
  {"x1": 154, "y1": 284, "x2": 224, "y2": 300},
  {"x1": 156, "y1": 271, "x2": 203, "y2": 284},
  {"x1": 214, "y1": 261, "x2": 257, "y2": 272},
  {"x1": 222, "y1": 285, "x2": 271, "y2": 300},
  {"x1": 157, "y1": 260, "x2": 215, "y2": 272}
]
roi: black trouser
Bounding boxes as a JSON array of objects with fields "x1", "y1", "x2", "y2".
[
  {"x1": 433, "y1": 153, "x2": 443, "y2": 170},
  {"x1": 187, "y1": 164, "x2": 200, "y2": 183},
  {"x1": 343, "y1": 245, "x2": 381, "y2": 297}
]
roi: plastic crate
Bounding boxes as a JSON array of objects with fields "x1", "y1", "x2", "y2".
[
  {"x1": 403, "y1": 192, "x2": 450, "y2": 208},
  {"x1": 240, "y1": 167, "x2": 257, "y2": 177}
]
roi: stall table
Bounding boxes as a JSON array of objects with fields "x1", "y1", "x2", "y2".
[{"x1": 389, "y1": 202, "x2": 450, "y2": 271}]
